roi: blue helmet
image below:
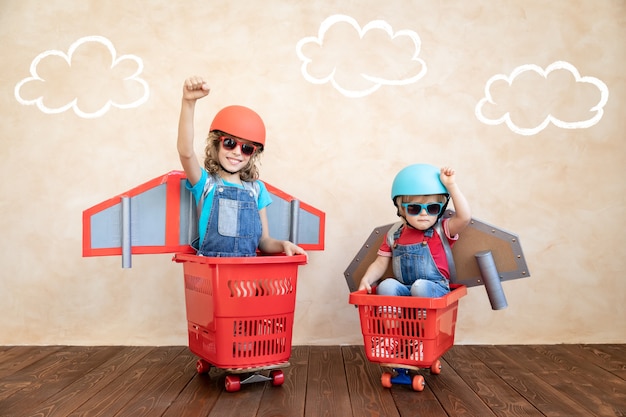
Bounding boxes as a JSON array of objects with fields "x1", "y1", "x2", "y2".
[{"x1": 391, "y1": 164, "x2": 448, "y2": 201}]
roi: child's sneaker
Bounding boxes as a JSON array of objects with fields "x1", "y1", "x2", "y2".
[{"x1": 372, "y1": 337, "x2": 399, "y2": 359}]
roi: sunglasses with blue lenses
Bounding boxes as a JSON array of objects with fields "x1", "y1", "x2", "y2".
[
  {"x1": 402, "y1": 202, "x2": 444, "y2": 216},
  {"x1": 219, "y1": 136, "x2": 258, "y2": 156}
]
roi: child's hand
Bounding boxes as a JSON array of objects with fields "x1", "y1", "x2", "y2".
[
  {"x1": 440, "y1": 166, "x2": 457, "y2": 188},
  {"x1": 358, "y1": 278, "x2": 372, "y2": 294},
  {"x1": 182, "y1": 76, "x2": 210, "y2": 101},
  {"x1": 282, "y1": 241, "x2": 307, "y2": 257}
]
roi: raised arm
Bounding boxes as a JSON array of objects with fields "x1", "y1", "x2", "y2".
[
  {"x1": 177, "y1": 76, "x2": 210, "y2": 186},
  {"x1": 440, "y1": 166, "x2": 471, "y2": 237}
]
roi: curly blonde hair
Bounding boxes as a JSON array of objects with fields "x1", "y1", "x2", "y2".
[{"x1": 203, "y1": 131, "x2": 263, "y2": 181}]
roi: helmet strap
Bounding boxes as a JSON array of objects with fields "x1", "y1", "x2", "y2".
[{"x1": 403, "y1": 215, "x2": 416, "y2": 229}]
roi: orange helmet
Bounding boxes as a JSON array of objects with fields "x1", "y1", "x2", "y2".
[{"x1": 209, "y1": 105, "x2": 266, "y2": 147}]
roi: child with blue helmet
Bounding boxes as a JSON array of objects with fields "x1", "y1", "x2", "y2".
[{"x1": 358, "y1": 164, "x2": 471, "y2": 297}]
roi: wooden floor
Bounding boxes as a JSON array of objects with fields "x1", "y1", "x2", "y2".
[{"x1": 0, "y1": 344, "x2": 624, "y2": 417}]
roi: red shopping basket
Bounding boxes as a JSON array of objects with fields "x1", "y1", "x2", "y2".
[
  {"x1": 173, "y1": 253, "x2": 307, "y2": 371},
  {"x1": 349, "y1": 284, "x2": 466, "y2": 369}
]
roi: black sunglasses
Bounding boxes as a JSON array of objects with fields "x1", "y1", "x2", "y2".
[{"x1": 219, "y1": 136, "x2": 258, "y2": 156}]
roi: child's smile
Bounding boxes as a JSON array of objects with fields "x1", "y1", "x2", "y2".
[{"x1": 219, "y1": 149, "x2": 249, "y2": 172}]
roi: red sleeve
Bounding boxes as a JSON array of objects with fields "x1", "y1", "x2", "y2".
[
  {"x1": 442, "y1": 218, "x2": 459, "y2": 245},
  {"x1": 377, "y1": 236, "x2": 392, "y2": 257}
]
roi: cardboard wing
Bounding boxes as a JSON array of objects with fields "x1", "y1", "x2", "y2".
[
  {"x1": 83, "y1": 170, "x2": 325, "y2": 267},
  {"x1": 343, "y1": 210, "x2": 530, "y2": 298}
]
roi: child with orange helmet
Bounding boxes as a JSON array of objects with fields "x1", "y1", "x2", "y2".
[
  {"x1": 177, "y1": 75, "x2": 306, "y2": 257},
  {"x1": 358, "y1": 164, "x2": 471, "y2": 297}
]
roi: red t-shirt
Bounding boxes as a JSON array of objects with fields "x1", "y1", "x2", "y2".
[{"x1": 377, "y1": 219, "x2": 458, "y2": 279}]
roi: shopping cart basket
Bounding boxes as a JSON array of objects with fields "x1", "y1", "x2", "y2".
[
  {"x1": 349, "y1": 284, "x2": 466, "y2": 391},
  {"x1": 173, "y1": 253, "x2": 307, "y2": 392}
]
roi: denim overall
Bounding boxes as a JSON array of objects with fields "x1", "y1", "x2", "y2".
[
  {"x1": 197, "y1": 177, "x2": 262, "y2": 257},
  {"x1": 377, "y1": 223, "x2": 450, "y2": 297}
]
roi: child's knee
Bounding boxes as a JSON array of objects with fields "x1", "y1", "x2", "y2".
[
  {"x1": 410, "y1": 280, "x2": 429, "y2": 297},
  {"x1": 376, "y1": 278, "x2": 398, "y2": 295}
]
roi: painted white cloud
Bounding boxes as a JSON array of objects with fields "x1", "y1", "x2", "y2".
[
  {"x1": 15, "y1": 36, "x2": 149, "y2": 118},
  {"x1": 475, "y1": 61, "x2": 609, "y2": 136},
  {"x1": 296, "y1": 15, "x2": 427, "y2": 98}
]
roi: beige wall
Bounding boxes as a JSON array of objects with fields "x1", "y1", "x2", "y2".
[{"x1": 1, "y1": 0, "x2": 624, "y2": 346}]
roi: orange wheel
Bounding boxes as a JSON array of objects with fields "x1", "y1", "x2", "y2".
[
  {"x1": 430, "y1": 359, "x2": 442, "y2": 375},
  {"x1": 196, "y1": 359, "x2": 211, "y2": 374},
  {"x1": 270, "y1": 370, "x2": 285, "y2": 386},
  {"x1": 411, "y1": 374, "x2": 425, "y2": 392},
  {"x1": 225, "y1": 375, "x2": 241, "y2": 392},
  {"x1": 381, "y1": 372, "x2": 393, "y2": 388}
]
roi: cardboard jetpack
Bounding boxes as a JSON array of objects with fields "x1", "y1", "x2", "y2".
[
  {"x1": 344, "y1": 211, "x2": 531, "y2": 310},
  {"x1": 82, "y1": 170, "x2": 325, "y2": 266}
]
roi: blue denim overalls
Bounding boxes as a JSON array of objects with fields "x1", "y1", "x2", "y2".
[
  {"x1": 377, "y1": 223, "x2": 450, "y2": 297},
  {"x1": 197, "y1": 177, "x2": 262, "y2": 257}
]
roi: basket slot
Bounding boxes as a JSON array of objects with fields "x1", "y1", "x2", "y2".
[
  {"x1": 365, "y1": 306, "x2": 427, "y2": 338},
  {"x1": 232, "y1": 317, "x2": 287, "y2": 337},
  {"x1": 185, "y1": 274, "x2": 212, "y2": 295},
  {"x1": 367, "y1": 336, "x2": 424, "y2": 361},
  {"x1": 227, "y1": 277, "x2": 295, "y2": 298},
  {"x1": 233, "y1": 337, "x2": 288, "y2": 358},
  {"x1": 188, "y1": 324, "x2": 216, "y2": 357},
  {"x1": 232, "y1": 317, "x2": 289, "y2": 358}
]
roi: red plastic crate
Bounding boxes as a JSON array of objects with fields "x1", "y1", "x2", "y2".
[
  {"x1": 349, "y1": 284, "x2": 467, "y2": 368},
  {"x1": 173, "y1": 253, "x2": 307, "y2": 370}
]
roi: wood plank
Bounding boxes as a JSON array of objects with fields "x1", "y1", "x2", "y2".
[
  {"x1": 0, "y1": 347, "x2": 60, "y2": 402},
  {"x1": 486, "y1": 345, "x2": 602, "y2": 417},
  {"x1": 66, "y1": 346, "x2": 182, "y2": 417},
  {"x1": 0, "y1": 346, "x2": 122, "y2": 416},
  {"x1": 444, "y1": 346, "x2": 543, "y2": 416},
  {"x1": 342, "y1": 345, "x2": 400, "y2": 417},
  {"x1": 593, "y1": 344, "x2": 626, "y2": 361},
  {"x1": 206, "y1": 374, "x2": 266, "y2": 417},
  {"x1": 256, "y1": 345, "x2": 310, "y2": 417},
  {"x1": 391, "y1": 384, "x2": 449, "y2": 417},
  {"x1": 19, "y1": 346, "x2": 151, "y2": 417},
  {"x1": 109, "y1": 348, "x2": 199, "y2": 417},
  {"x1": 304, "y1": 345, "x2": 353, "y2": 417},
  {"x1": 577, "y1": 344, "x2": 626, "y2": 379},
  {"x1": 159, "y1": 358, "x2": 224, "y2": 417},
  {"x1": 529, "y1": 344, "x2": 626, "y2": 416},
  {"x1": 0, "y1": 346, "x2": 13, "y2": 356},
  {"x1": 0, "y1": 345, "x2": 624, "y2": 417},
  {"x1": 0, "y1": 346, "x2": 63, "y2": 379},
  {"x1": 468, "y1": 345, "x2": 586, "y2": 417},
  {"x1": 424, "y1": 355, "x2": 498, "y2": 417}
]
